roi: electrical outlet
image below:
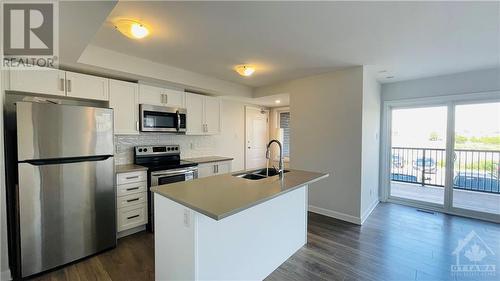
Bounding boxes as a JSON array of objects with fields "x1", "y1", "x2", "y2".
[{"x1": 183, "y1": 209, "x2": 190, "y2": 227}]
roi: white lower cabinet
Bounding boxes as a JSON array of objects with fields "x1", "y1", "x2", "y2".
[
  {"x1": 117, "y1": 204, "x2": 147, "y2": 232},
  {"x1": 116, "y1": 170, "x2": 148, "y2": 236},
  {"x1": 197, "y1": 160, "x2": 232, "y2": 178}
]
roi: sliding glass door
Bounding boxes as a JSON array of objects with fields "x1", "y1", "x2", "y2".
[
  {"x1": 452, "y1": 102, "x2": 500, "y2": 215},
  {"x1": 384, "y1": 96, "x2": 500, "y2": 222},
  {"x1": 389, "y1": 106, "x2": 447, "y2": 206}
]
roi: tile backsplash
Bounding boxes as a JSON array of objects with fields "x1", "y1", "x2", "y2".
[{"x1": 115, "y1": 134, "x2": 218, "y2": 164}]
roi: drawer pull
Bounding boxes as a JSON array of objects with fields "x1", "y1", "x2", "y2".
[
  {"x1": 126, "y1": 187, "x2": 140, "y2": 191},
  {"x1": 126, "y1": 176, "x2": 139, "y2": 180},
  {"x1": 126, "y1": 198, "x2": 140, "y2": 202},
  {"x1": 127, "y1": 214, "x2": 140, "y2": 220}
]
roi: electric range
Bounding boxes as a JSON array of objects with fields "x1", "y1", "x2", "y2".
[{"x1": 134, "y1": 145, "x2": 198, "y2": 231}]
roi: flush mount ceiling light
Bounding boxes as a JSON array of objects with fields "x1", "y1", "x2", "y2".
[
  {"x1": 114, "y1": 19, "x2": 150, "y2": 39},
  {"x1": 235, "y1": 65, "x2": 256, "y2": 77},
  {"x1": 275, "y1": 100, "x2": 281, "y2": 104}
]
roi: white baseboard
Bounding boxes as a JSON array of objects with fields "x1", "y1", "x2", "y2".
[
  {"x1": 308, "y1": 205, "x2": 361, "y2": 225},
  {"x1": 360, "y1": 200, "x2": 379, "y2": 225},
  {"x1": 1, "y1": 269, "x2": 11, "y2": 281}
]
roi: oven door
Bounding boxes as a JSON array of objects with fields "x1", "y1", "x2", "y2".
[
  {"x1": 140, "y1": 104, "x2": 186, "y2": 133},
  {"x1": 150, "y1": 167, "x2": 197, "y2": 186}
]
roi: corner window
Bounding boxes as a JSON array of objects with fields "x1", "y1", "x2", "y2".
[{"x1": 279, "y1": 111, "x2": 290, "y2": 157}]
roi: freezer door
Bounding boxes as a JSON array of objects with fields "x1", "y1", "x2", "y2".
[
  {"x1": 18, "y1": 157, "x2": 115, "y2": 277},
  {"x1": 16, "y1": 102, "x2": 114, "y2": 161}
]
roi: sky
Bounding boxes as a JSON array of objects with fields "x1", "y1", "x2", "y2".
[{"x1": 391, "y1": 102, "x2": 500, "y2": 148}]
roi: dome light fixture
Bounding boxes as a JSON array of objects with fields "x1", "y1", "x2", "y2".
[
  {"x1": 114, "y1": 19, "x2": 150, "y2": 39},
  {"x1": 235, "y1": 65, "x2": 256, "y2": 77}
]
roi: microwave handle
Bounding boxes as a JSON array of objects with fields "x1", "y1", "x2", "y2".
[{"x1": 177, "y1": 110, "x2": 181, "y2": 132}]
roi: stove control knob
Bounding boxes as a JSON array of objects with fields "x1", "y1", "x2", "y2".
[
  {"x1": 138, "y1": 149, "x2": 143, "y2": 152},
  {"x1": 144, "y1": 148, "x2": 148, "y2": 152},
  {"x1": 167, "y1": 147, "x2": 171, "y2": 151},
  {"x1": 175, "y1": 147, "x2": 179, "y2": 151}
]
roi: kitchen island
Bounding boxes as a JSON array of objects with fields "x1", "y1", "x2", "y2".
[{"x1": 151, "y1": 169, "x2": 328, "y2": 281}]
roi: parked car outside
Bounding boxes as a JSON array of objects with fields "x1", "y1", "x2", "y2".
[
  {"x1": 392, "y1": 155, "x2": 404, "y2": 168},
  {"x1": 453, "y1": 171, "x2": 500, "y2": 193},
  {"x1": 391, "y1": 173, "x2": 418, "y2": 183},
  {"x1": 413, "y1": 157, "x2": 437, "y2": 174}
]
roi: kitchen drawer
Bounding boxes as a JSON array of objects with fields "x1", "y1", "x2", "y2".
[
  {"x1": 117, "y1": 192, "x2": 147, "y2": 209},
  {"x1": 117, "y1": 203, "x2": 147, "y2": 232},
  {"x1": 117, "y1": 181, "x2": 147, "y2": 197},
  {"x1": 117, "y1": 171, "x2": 147, "y2": 185}
]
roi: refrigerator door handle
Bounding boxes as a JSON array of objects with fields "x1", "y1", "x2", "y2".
[{"x1": 22, "y1": 155, "x2": 112, "y2": 166}]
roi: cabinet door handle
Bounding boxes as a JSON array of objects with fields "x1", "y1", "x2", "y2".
[
  {"x1": 136, "y1": 121, "x2": 139, "y2": 131},
  {"x1": 126, "y1": 187, "x2": 140, "y2": 191},
  {"x1": 66, "y1": 79, "x2": 71, "y2": 92},
  {"x1": 213, "y1": 165, "x2": 216, "y2": 174},
  {"x1": 60, "y1": 78, "x2": 65, "y2": 91},
  {"x1": 164, "y1": 93, "x2": 168, "y2": 104},
  {"x1": 127, "y1": 198, "x2": 140, "y2": 202},
  {"x1": 216, "y1": 165, "x2": 219, "y2": 173},
  {"x1": 126, "y1": 176, "x2": 139, "y2": 180},
  {"x1": 127, "y1": 215, "x2": 140, "y2": 220}
]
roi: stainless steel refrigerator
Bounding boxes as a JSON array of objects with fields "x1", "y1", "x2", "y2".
[{"x1": 5, "y1": 101, "x2": 116, "y2": 278}]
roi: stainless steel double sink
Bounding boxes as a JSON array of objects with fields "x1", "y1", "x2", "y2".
[{"x1": 233, "y1": 168, "x2": 290, "y2": 180}]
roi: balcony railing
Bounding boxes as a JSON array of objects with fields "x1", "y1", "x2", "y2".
[{"x1": 391, "y1": 147, "x2": 500, "y2": 194}]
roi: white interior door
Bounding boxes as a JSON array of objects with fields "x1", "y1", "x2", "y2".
[{"x1": 245, "y1": 107, "x2": 269, "y2": 170}]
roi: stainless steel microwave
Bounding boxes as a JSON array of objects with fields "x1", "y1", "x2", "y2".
[{"x1": 139, "y1": 104, "x2": 187, "y2": 133}]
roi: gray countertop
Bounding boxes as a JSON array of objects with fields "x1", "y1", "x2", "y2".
[
  {"x1": 183, "y1": 156, "x2": 234, "y2": 164},
  {"x1": 115, "y1": 164, "x2": 148, "y2": 174},
  {"x1": 151, "y1": 169, "x2": 328, "y2": 220}
]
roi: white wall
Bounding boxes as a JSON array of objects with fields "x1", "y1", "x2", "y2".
[
  {"x1": 1, "y1": 71, "x2": 11, "y2": 280},
  {"x1": 213, "y1": 99, "x2": 246, "y2": 171},
  {"x1": 382, "y1": 67, "x2": 500, "y2": 101},
  {"x1": 360, "y1": 68, "x2": 381, "y2": 223},
  {"x1": 257, "y1": 67, "x2": 366, "y2": 223},
  {"x1": 256, "y1": 66, "x2": 381, "y2": 224}
]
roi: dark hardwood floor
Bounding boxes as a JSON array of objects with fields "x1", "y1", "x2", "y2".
[{"x1": 29, "y1": 203, "x2": 500, "y2": 281}]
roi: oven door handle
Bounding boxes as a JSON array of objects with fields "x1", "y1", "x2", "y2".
[{"x1": 151, "y1": 170, "x2": 195, "y2": 177}]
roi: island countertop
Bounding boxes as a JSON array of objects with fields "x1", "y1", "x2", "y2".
[{"x1": 151, "y1": 169, "x2": 328, "y2": 220}]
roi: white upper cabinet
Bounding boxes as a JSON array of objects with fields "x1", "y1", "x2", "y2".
[
  {"x1": 138, "y1": 84, "x2": 163, "y2": 106},
  {"x1": 204, "y1": 96, "x2": 221, "y2": 135},
  {"x1": 7, "y1": 68, "x2": 109, "y2": 101},
  {"x1": 8, "y1": 68, "x2": 66, "y2": 96},
  {"x1": 65, "y1": 72, "x2": 109, "y2": 101},
  {"x1": 109, "y1": 80, "x2": 139, "y2": 135},
  {"x1": 139, "y1": 84, "x2": 185, "y2": 108},
  {"x1": 163, "y1": 89, "x2": 185, "y2": 108},
  {"x1": 185, "y1": 93, "x2": 205, "y2": 135},
  {"x1": 185, "y1": 92, "x2": 221, "y2": 135}
]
